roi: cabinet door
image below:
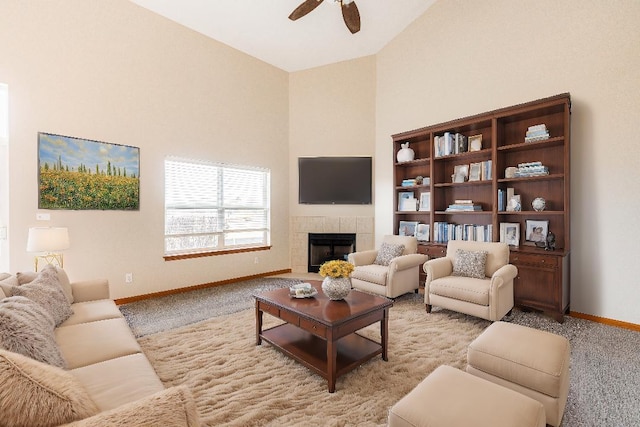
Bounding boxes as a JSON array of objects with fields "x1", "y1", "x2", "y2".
[{"x1": 513, "y1": 263, "x2": 558, "y2": 312}]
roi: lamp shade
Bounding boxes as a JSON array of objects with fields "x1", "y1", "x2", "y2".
[{"x1": 26, "y1": 227, "x2": 70, "y2": 253}]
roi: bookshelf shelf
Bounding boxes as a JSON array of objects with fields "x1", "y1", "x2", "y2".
[{"x1": 392, "y1": 93, "x2": 571, "y2": 322}]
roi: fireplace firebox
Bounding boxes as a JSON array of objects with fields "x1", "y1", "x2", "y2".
[{"x1": 307, "y1": 233, "x2": 356, "y2": 273}]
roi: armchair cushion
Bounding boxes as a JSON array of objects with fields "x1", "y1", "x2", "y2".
[
  {"x1": 430, "y1": 276, "x2": 490, "y2": 306},
  {"x1": 452, "y1": 249, "x2": 488, "y2": 279},
  {"x1": 374, "y1": 242, "x2": 405, "y2": 266},
  {"x1": 351, "y1": 264, "x2": 389, "y2": 286}
]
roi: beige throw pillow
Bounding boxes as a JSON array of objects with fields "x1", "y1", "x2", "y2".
[
  {"x1": 0, "y1": 349, "x2": 99, "y2": 427},
  {"x1": 452, "y1": 249, "x2": 488, "y2": 279},
  {"x1": 12, "y1": 265, "x2": 73, "y2": 326},
  {"x1": 0, "y1": 275, "x2": 19, "y2": 297},
  {"x1": 0, "y1": 296, "x2": 66, "y2": 368}
]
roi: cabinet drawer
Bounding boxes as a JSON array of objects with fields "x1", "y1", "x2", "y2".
[
  {"x1": 421, "y1": 245, "x2": 447, "y2": 258},
  {"x1": 258, "y1": 302, "x2": 279, "y2": 317},
  {"x1": 300, "y1": 317, "x2": 327, "y2": 338},
  {"x1": 511, "y1": 253, "x2": 558, "y2": 268},
  {"x1": 280, "y1": 310, "x2": 299, "y2": 326}
]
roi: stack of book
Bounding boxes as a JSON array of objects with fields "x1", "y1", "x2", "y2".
[
  {"x1": 434, "y1": 132, "x2": 468, "y2": 157},
  {"x1": 445, "y1": 199, "x2": 483, "y2": 212},
  {"x1": 525, "y1": 124, "x2": 550, "y2": 142},
  {"x1": 514, "y1": 161, "x2": 549, "y2": 177},
  {"x1": 401, "y1": 178, "x2": 417, "y2": 187}
]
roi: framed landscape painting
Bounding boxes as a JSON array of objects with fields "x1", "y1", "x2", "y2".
[{"x1": 38, "y1": 132, "x2": 140, "y2": 210}]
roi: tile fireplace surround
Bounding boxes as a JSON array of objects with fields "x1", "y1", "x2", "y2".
[{"x1": 290, "y1": 216, "x2": 374, "y2": 274}]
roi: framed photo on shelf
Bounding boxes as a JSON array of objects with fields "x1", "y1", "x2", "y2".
[
  {"x1": 398, "y1": 191, "x2": 415, "y2": 211},
  {"x1": 500, "y1": 222, "x2": 520, "y2": 247},
  {"x1": 468, "y1": 134, "x2": 483, "y2": 151},
  {"x1": 453, "y1": 164, "x2": 469, "y2": 183},
  {"x1": 416, "y1": 223, "x2": 430, "y2": 242},
  {"x1": 399, "y1": 221, "x2": 419, "y2": 237},
  {"x1": 468, "y1": 162, "x2": 482, "y2": 181},
  {"x1": 525, "y1": 219, "x2": 549, "y2": 245},
  {"x1": 419, "y1": 192, "x2": 431, "y2": 211}
]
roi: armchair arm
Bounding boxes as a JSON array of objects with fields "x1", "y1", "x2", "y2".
[
  {"x1": 490, "y1": 264, "x2": 518, "y2": 286},
  {"x1": 423, "y1": 257, "x2": 453, "y2": 282},
  {"x1": 389, "y1": 253, "x2": 428, "y2": 272},
  {"x1": 348, "y1": 250, "x2": 378, "y2": 267},
  {"x1": 71, "y1": 279, "x2": 110, "y2": 303}
]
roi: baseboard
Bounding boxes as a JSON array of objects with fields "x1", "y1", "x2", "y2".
[
  {"x1": 570, "y1": 311, "x2": 640, "y2": 332},
  {"x1": 114, "y1": 268, "x2": 292, "y2": 305}
]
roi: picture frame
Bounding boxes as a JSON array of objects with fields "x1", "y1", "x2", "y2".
[
  {"x1": 453, "y1": 164, "x2": 469, "y2": 183},
  {"x1": 38, "y1": 132, "x2": 140, "y2": 210},
  {"x1": 399, "y1": 197, "x2": 417, "y2": 212},
  {"x1": 399, "y1": 221, "x2": 419, "y2": 237},
  {"x1": 468, "y1": 134, "x2": 483, "y2": 151},
  {"x1": 500, "y1": 222, "x2": 520, "y2": 247},
  {"x1": 398, "y1": 192, "x2": 416, "y2": 211},
  {"x1": 468, "y1": 162, "x2": 482, "y2": 181},
  {"x1": 416, "y1": 223, "x2": 430, "y2": 242},
  {"x1": 419, "y1": 192, "x2": 431, "y2": 211},
  {"x1": 525, "y1": 219, "x2": 549, "y2": 246}
]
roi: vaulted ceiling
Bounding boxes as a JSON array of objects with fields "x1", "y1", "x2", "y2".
[{"x1": 130, "y1": 0, "x2": 436, "y2": 72}]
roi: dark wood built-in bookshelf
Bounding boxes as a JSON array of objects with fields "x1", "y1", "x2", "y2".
[{"x1": 392, "y1": 94, "x2": 571, "y2": 322}]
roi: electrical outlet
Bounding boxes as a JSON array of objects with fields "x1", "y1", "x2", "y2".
[
  {"x1": 36, "y1": 213, "x2": 50, "y2": 221},
  {"x1": 254, "y1": 257, "x2": 259, "y2": 264},
  {"x1": 125, "y1": 273, "x2": 133, "y2": 283}
]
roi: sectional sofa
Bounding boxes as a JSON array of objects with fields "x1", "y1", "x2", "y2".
[{"x1": 0, "y1": 264, "x2": 200, "y2": 426}]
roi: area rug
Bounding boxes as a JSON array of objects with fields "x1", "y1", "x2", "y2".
[{"x1": 138, "y1": 294, "x2": 490, "y2": 426}]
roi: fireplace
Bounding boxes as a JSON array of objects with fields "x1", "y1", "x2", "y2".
[{"x1": 307, "y1": 233, "x2": 356, "y2": 273}]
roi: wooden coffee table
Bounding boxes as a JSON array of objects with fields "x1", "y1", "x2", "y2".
[{"x1": 254, "y1": 283, "x2": 393, "y2": 393}]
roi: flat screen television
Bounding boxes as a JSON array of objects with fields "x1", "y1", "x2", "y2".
[{"x1": 298, "y1": 156, "x2": 372, "y2": 205}]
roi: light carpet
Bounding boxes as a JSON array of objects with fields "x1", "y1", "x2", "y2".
[{"x1": 137, "y1": 294, "x2": 489, "y2": 426}]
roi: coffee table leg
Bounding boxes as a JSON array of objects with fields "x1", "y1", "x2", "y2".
[
  {"x1": 327, "y1": 336, "x2": 337, "y2": 393},
  {"x1": 381, "y1": 307, "x2": 389, "y2": 361},
  {"x1": 255, "y1": 303, "x2": 263, "y2": 346}
]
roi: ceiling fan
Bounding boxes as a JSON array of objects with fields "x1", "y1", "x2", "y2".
[{"x1": 289, "y1": 0, "x2": 361, "y2": 34}]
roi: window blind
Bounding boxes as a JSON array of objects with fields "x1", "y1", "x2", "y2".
[{"x1": 164, "y1": 157, "x2": 270, "y2": 255}]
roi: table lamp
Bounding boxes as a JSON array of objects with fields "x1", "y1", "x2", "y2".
[{"x1": 26, "y1": 227, "x2": 70, "y2": 271}]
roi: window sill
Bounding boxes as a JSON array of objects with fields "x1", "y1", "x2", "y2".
[{"x1": 164, "y1": 245, "x2": 271, "y2": 261}]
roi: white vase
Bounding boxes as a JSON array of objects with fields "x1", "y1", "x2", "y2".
[
  {"x1": 321, "y1": 277, "x2": 352, "y2": 300},
  {"x1": 396, "y1": 142, "x2": 415, "y2": 163}
]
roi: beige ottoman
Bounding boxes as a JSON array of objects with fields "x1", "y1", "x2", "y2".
[
  {"x1": 388, "y1": 365, "x2": 545, "y2": 427},
  {"x1": 467, "y1": 321, "x2": 570, "y2": 427}
]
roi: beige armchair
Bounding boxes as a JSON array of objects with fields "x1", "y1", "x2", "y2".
[
  {"x1": 348, "y1": 235, "x2": 428, "y2": 298},
  {"x1": 423, "y1": 240, "x2": 517, "y2": 321}
]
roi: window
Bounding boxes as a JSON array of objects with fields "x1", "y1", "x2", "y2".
[{"x1": 164, "y1": 157, "x2": 270, "y2": 257}]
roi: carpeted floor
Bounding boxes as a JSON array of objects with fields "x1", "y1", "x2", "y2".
[{"x1": 122, "y1": 279, "x2": 640, "y2": 426}]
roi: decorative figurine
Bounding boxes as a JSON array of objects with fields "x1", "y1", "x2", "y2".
[
  {"x1": 545, "y1": 231, "x2": 556, "y2": 251},
  {"x1": 532, "y1": 197, "x2": 546, "y2": 212}
]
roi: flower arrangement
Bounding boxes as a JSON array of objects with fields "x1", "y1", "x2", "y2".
[{"x1": 319, "y1": 259, "x2": 354, "y2": 278}]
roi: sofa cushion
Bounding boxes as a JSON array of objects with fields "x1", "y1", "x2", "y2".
[
  {"x1": 56, "y1": 318, "x2": 142, "y2": 369},
  {"x1": 71, "y1": 353, "x2": 165, "y2": 411},
  {"x1": 0, "y1": 349, "x2": 99, "y2": 427},
  {"x1": 452, "y1": 249, "x2": 488, "y2": 279},
  {"x1": 0, "y1": 296, "x2": 66, "y2": 368},
  {"x1": 63, "y1": 386, "x2": 200, "y2": 427},
  {"x1": 16, "y1": 270, "x2": 38, "y2": 284},
  {"x1": 60, "y1": 299, "x2": 123, "y2": 327},
  {"x1": 430, "y1": 276, "x2": 490, "y2": 306},
  {"x1": 374, "y1": 242, "x2": 405, "y2": 266},
  {"x1": 12, "y1": 265, "x2": 74, "y2": 326},
  {"x1": 351, "y1": 264, "x2": 389, "y2": 286}
]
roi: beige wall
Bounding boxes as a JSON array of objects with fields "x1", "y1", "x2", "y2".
[
  {"x1": 0, "y1": 0, "x2": 291, "y2": 299},
  {"x1": 375, "y1": 0, "x2": 640, "y2": 324}
]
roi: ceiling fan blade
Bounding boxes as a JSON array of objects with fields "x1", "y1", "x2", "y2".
[
  {"x1": 341, "y1": 0, "x2": 361, "y2": 34},
  {"x1": 289, "y1": 0, "x2": 324, "y2": 21}
]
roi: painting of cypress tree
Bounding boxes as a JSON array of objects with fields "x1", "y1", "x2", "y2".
[{"x1": 37, "y1": 132, "x2": 140, "y2": 210}]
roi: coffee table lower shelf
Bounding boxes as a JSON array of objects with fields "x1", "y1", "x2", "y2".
[{"x1": 260, "y1": 323, "x2": 382, "y2": 389}]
